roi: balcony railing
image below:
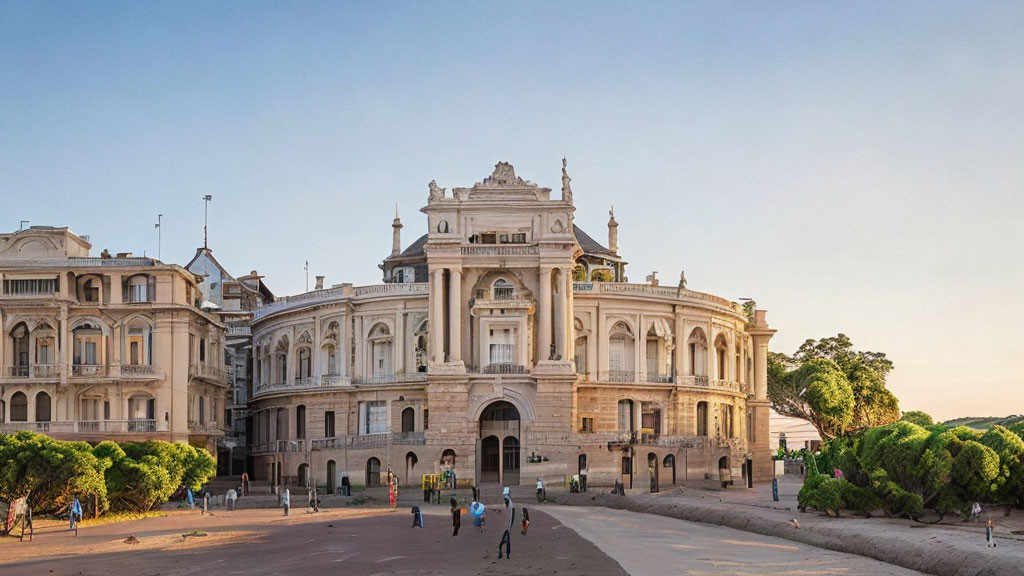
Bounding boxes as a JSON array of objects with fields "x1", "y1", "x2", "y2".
[
  {"x1": 393, "y1": 431, "x2": 426, "y2": 445},
  {"x1": 227, "y1": 326, "x2": 252, "y2": 336},
  {"x1": 2, "y1": 365, "x2": 60, "y2": 379},
  {"x1": 467, "y1": 363, "x2": 528, "y2": 375},
  {"x1": 72, "y1": 364, "x2": 108, "y2": 377},
  {"x1": 189, "y1": 363, "x2": 230, "y2": 385},
  {"x1": 0, "y1": 419, "x2": 161, "y2": 434},
  {"x1": 121, "y1": 364, "x2": 157, "y2": 376},
  {"x1": 188, "y1": 421, "x2": 224, "y2": 434},
  {"x1": 678, "y1": 375, "x2": 743, "y2": 393},
  {"x1": 352, "y1": 373, "x2": 428, "y2": 385},
  {"x1": 310, "y1": 434, "x2": 389, "y2": 451},
  {"x1": 645, "y1": 373, "x2": 674, "y2": 384},
  {"x1": 605, "y1": 370, "x2": 635, "y2": 382},
  {"x1": 253, "y1": 374, "x2": 353, "y2": 397}
]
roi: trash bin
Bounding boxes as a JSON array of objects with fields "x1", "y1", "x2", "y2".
[{"x1": 341, "y1": 476, "x2": 351, "y2": 496}]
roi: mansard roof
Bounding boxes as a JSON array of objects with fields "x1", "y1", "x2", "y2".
[{"x1": 573, "y1": 224, "x2": 614, "y2": 256}]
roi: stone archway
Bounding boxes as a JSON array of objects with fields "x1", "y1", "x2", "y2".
[{"x1": 479, "y1": 400, "x2": 520, "y2": 485}]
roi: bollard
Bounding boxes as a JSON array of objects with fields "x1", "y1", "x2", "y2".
[{"x1": 772, "y1": 478, "x2": 779, "y2": 502}]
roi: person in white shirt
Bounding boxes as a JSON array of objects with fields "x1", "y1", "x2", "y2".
[{"x1": 536, "y1": 478, "x2": 546, "y2": 502}]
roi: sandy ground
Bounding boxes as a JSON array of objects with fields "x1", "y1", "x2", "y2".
[{"x1": 0, "y1": 506, "x2": 627, "y2": 576}]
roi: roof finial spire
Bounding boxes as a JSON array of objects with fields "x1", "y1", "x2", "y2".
[{"x1": 561, "y1": 157, "x2": 573, "y2": 203}]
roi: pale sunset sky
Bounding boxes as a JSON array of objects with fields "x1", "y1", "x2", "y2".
[{"x1": 2, "y1": 2, "x2": 1021, "y2": 421}]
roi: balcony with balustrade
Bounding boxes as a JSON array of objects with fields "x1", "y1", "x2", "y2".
[
  {"x1": 252, "y1": 373, "x2": 355, "y2": 398},
  {"x1": 1, "y1": 364, "x2": 60, "y2": 383},
  {"x1": 351, "y1": 373, "x2": 428, "y2": 386},
  {"x1": 189, "y1": 363, "x2": 231, "y2": 387},
  {"x1": 0, "y1": 419, "x2": 165, "y2": 435}
]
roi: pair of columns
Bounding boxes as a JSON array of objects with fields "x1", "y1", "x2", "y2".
[
  {"x1": 430, "y1": 268, "x2": 462, "y2": 363},
  {"x1": 537, "y1": 266, "x2": 570, "y2": 362}
]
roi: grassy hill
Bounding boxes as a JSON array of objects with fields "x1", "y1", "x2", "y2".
[{"x1": 941, "y1": 415, "x2": 1024, "y2": 430}]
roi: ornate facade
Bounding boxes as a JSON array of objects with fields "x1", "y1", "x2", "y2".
[
  {"x1": 0, "y1": 227, "x2": 230, "y2": 453},
  {"x1": 249, "y1": 162, "x2": 775, "y2": 492}
]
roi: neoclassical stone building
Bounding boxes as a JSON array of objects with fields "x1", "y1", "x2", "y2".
[
  {"x1": 0, "y1": 227, "x2": 230, "y2": 453},
  {"x1": 249, "y1": 162, "x2": 775, "y2": 492}
]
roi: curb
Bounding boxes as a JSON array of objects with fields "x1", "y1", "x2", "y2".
[{"x1": 549, "y1": 493, "x2": 1022, "y2": 576}]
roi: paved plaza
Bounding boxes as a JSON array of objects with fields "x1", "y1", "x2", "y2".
[{"x1": 1, "y1": 496, "x2": 941, "y2": 576}]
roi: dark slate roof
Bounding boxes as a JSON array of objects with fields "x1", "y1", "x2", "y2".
[
  {"x1": 573, "y1": 224, "x2": 614, "y2": 255},
  {"x1": 399, "y1": 234, "x2": 429, "y2": 258}
]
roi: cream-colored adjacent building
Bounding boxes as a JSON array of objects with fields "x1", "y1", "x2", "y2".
[
  {"x1": 0, "y1": 226, "x2": 229, "y2": 453},
  {"x1": 249, "y1": 162, "x2": 776, "y2": 493}
]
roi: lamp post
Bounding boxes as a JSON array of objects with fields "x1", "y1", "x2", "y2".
[
  {"x1": 154, "y1": 214, "x2": 163, "y2": 260},
  {"x1": 203, "y1": 195, "x2": 213, "y2": 248}
]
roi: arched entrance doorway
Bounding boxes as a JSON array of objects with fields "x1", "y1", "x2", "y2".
[
  {"x1": 327, "y1": 460, "x2": 337, "y2": 494},
  {"x1": 647, "y1": 453, "x2": 659, "y2": 493},
  {"x1": 366, "y1": 457, "x2": 381, "y2": 487},
  {"x1": 479, "y1": 401, "x2": 520, "y2": 485},
  {"x1": 664, "y1": 454, "x2": 676, "y2": 485}
]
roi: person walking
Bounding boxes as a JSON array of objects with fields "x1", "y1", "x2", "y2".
[
  {"x1": 241, "y1": 472, "x2": 250, "y2": 496},
  {"x1": 282, "y1": 488, "x2": 291, "y2": 516},
  {"x1": 987, "y1": 517, "x2": 997, "y2": 547},
  {"x1": 498, "y1": 494, "x2": 515, "y2": 559},
  {"x1": 536, "y1": 478, "x2": 545, "y2": 502},
  {"x1": 450, "y1": 496, "x2": 461, "y2": 536},
  {"x1": 226, "y1": 488, "x2": 238, "y2": 511},
  {"x1": 520, "y1": 507, "x2": 530, "y2": 535},
  {"x1": 186, "y1": 488, "x2": 195, "y2": 510},
  {"x1": 389, "y1": 478, "x2": 397, "y2": 509},
  {"x1": 411, "y1": 505, "x2": 424, "y2": 528},
  {"x1": 579, "y1": 466, "x2": 588, "y2": 492}
]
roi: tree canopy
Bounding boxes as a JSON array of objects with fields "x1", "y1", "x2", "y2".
[
  {"x1": 768, "y1": 334, "x2": 900, "y2": 439},
  {"x1": 900, "y1": 411, "x2": 935, "y2": 427}
]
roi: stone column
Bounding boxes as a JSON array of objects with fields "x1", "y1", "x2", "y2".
[
  {"x1": 537, "y1": 267, "x2": 552, "y2": 362},
  {"x1": 673, "y1": 312, "x2": 685, "y2": 383},
  {"x1": 430, "y1": 269, "x2": 445, "y2": 363},
  {"x1": 312, "y1": 314, "x2": 321, "y2": 380},
  {"x1": 395, "y1": 311, "x2": 405, "y2": 374},
  {"x1": 448, "y1": 269, "x2": 461, "y2": 362},
  {"x1": 634, "y1": 313, "x2": 643, "y2": 381},
  {"x1": 748, "y1": 310, "x2": 776, "y2": 482}
]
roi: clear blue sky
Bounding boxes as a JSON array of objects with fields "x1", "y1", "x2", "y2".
[{"x1": 2, "y1": 2, "x2": 1022, "y2": 420}]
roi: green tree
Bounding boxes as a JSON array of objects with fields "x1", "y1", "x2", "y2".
[
  {"x1": 768, "y1": 334, "x2": 900, "y2": 439},
  {"x1": 979, "y1": 426, "x2": 1024, "y2": 506},
  {"x1": 0, "y1": 431, "x2": 109, "y2": 514},
  {"x1": 900, "y1": 411, "x2": 934, "y2": 427}
]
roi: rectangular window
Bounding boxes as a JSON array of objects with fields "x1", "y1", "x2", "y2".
[
  {"x1": 697, "y1": 402, "x2": 708, "y2": 436},
  {"x1": 324, "y1": 411, "x2": 336, "y2": 438},
  {"x1": 103, "y1": 401, "x2": 110, "y2": 420},
  {"x1": 489, "y1": 343, "x2": 513, "y2": 364},
  {"x1": 581, "y1": 417, "x2": 594, "y2": 433},
  {"x1": 3, "y1": 278, "x2": 58, "y2": 296},
  {"x1": 499, "y1": 233, "x2": 509, "y2": 243},
  {"x1": 423, "y1": 409, "x2": 429, "y2": 430},
  {"x1": 621, "y1": 456, "x2": 632, "y2": 475},
  {"x1": 481, "y1": 233, "x2": 496, "y2": 244},
  {"x1": 511, "y1": 233, "x2": 526, "y2": 244},
  {"x1": 130, "y1": 283, "x2": 148, "y2": 303},
  {"x1": 130, "y1": 341, "x2": 140, "y2": 365},
  {"x1": 364, "y1": 401, "x2": 387, "y2": 435}
]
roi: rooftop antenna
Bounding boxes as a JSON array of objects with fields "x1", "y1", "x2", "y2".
[
  {"x1": 19, "y1": 220, "x2": 29, "y2": 231},
  {"x1": 202, "y1": 195, "x2": 213, "y2": 248},
  {"x1": 155, "y1": 214, "x2": 163, "y2": 260},
  {"x1": 304, "y1": 261, "x2": 309, "y2": 292}
]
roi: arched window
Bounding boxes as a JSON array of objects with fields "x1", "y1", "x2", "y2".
[
  {"x1": 125, "y1": 317, "x2": 153, "y2": 366},
  {"x1": 492, "y1": 278, "x2": 514, "y2": 300},
  {"x1": 274, "y1": 336, "x2": 289, "y2": 383},
  {"x1": 81, "y1": 277, "x2": 100, "y2": 303},
  {"x1": 10, "y1": 391, "x2": 28, "y2": 422},
  {"x1": 128, "y1": 393, "x2": 155, "y2": 431},
  {"x1": 368, "y1": 323, "x2": 392, "y2": 377},
  {"x1": 276, "y1": 407, "x2": 288, "y2": 440},
  {"x1": 714, "y1": 334, "x2": 729, "y2": 380},
  {"x1": 401, "y1": 407, "x2": 415, "y2": 434},
  {"x1": 696, "y1": 401, "x2": 709, "y2": 436},
  {"x1": 10, "y1": 323, "x2": 29, "y2": 377},
  {"x1": 35, "y1": 391, "x2": 51, "y2": 422},
  {"x1": 688, "y1": 328, "x2": 707, "y2": 377},
  {"x1": 366, "y1": 457, "x2": 381, "y2": 487},
  {"x1": 608, "y1": 322, "x2": 635, "y2": 381},
  {"x1": 127, "y1": 275, "x2": 152, "y2": 303}
]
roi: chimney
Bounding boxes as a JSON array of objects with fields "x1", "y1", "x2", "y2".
[
  {"x1": 315, "y1": 276, "x2": 325, "y2": 290},
  {"x1": 391, "y1": 204, "x2": 403, "y2": 257},
  {"x1": 607, "y1": 205, "x2": 619, "y2": 254}
]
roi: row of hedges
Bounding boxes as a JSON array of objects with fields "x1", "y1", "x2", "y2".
[
  {"x1": 0, "y1": 431, "x2": 215, "y2": 515},
  {"x1": 798, "y1": 421, "x2": 1024, "y2": 520}
]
